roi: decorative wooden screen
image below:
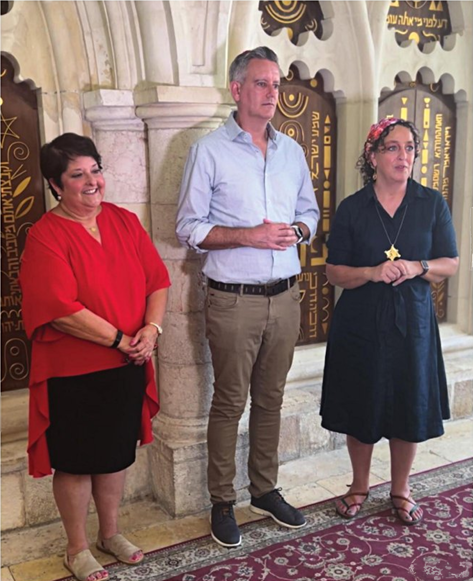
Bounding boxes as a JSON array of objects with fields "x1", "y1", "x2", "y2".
[
  {"x1": 272, "y1": 68, "x2": 336, "y2": 345},
  {"x1": 1, "y1": 55, "x2": 45, "y2": 391},
  {"x1": 387, "y1": 1, "x2": 452, "y2": 51},
  {"x1": 379, "y1": 76, "x2": 456, "y2": 320},
  {"x1": 259, "y1": 1, "x2": 326, "y2": 45}
]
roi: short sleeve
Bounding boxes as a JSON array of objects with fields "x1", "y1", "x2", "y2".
[
  {"x1": 431, "y1": 194, "x2": 458, "y2": 259},
  {"x1": 19, "y1": 229, "x2": 84, "y2": 339},
  {"x1": 326, "y1": 199, "x2": 353, "y2": 266}
]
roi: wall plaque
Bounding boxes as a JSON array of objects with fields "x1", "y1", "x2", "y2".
[
  {"x1": 387, "y1": 1, "x2": 452, "y2": 51},
  {"x1": 272, "y1": 68, "x2": 336, "y2": 345},
  {"x1": 1, "y1": 55, "x2": 45, "y2": 391},
  {"x1": 259, "y1": 0, "x2": 326, "y2": 45},
  {"x1": 379, "y1": 76, "x2": 456, "y2": 321}
]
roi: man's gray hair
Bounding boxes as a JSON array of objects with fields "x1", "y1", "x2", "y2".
[{"x1": 229, "y1": 46, "x2": 279, "y2": 83}]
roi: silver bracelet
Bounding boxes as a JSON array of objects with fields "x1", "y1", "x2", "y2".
[{"x1": 147, "y1": 322, "x2": 163, "y2": 335}]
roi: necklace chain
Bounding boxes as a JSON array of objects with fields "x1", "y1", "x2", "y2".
[
  {"x1": 374, "y1": 202, "x2": 408, "y2": 261},
  {"x1": 58, "y1": 203, "x2": 99, "y2": 232}
]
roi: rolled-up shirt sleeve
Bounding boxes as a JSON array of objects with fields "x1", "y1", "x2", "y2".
[
  {"x1": 294, "y1": 147, "x2": 320, "y2": 243},
  {"x1": 176, "y1": 144, "x2": 215, "y2": 253}
]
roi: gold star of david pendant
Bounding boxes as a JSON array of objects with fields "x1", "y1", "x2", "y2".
[{"x1": 385, "y1": 244, "x2": 401, "y2": 261}]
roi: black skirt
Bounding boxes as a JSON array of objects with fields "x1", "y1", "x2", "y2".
[{"x1": 46, "y1": 364, "x2": 146, "y2": 474}]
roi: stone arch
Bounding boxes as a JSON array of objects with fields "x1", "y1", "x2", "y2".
[{"x1": 134, "y1": 1, "x2": 176, "y2": 87}]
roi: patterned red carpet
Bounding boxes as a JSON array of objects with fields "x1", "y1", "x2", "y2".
[{"x1": 61, "y1": 459, "x2": 473, "y2": 581}]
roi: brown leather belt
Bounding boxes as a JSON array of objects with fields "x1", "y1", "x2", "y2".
[{"x1": 208, "y1": 276, "x2": 296, "y2": 297}]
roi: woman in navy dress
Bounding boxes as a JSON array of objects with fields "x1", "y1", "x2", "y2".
[{"x1": 320, "y1": 118, "x2": 459, "y2": 525}]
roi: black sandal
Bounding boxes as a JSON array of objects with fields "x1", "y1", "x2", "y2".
[
  {"x1": 390, "y1": 493, "x2": 423, "y2": 526},
  {"x1": 335, "y1": 490, "x2": 369, "y2": 519}
]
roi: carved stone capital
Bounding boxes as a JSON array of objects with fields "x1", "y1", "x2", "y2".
[
  {"x1": 135, "y1": 85, "x2": 233, "y2": 129},
  {"x1": 83, "y1": 90, "x2": 144, "y2": 131}
]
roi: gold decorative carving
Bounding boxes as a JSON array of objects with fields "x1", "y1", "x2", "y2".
[
  {"x1": 273, "y1": 68, "x2": 336, "y2": 344},
  {"x1": 387, "y1": 0, "x2": 453, "y2": 51},
  {"x1": 379, "y1": 75, "x2": 455, "y2": 321},
  {"x1": 1, "y1": 55, "x2": 45, "y2": 391},
  {"x1": 259, "y1": 0, "x2": 326, "y2": 45}
]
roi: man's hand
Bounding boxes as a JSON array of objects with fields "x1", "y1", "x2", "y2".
[{"x1": 245, "y1": 219, "x2": 298, "y2": 250}]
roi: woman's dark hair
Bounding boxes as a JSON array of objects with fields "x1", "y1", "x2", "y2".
[
  {"x1": 40, "y1": 133, "x2": 102, "y2": 200},
  {"x1": 356, "y1": 119, "x2": 420, "y2": 185}
]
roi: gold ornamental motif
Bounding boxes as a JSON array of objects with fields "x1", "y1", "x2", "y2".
[
  {"x1": 1, "y1": 55, "x2": 46, "y2": 391},
  {"x1": 379, "y1": 75, "x2": 455, "y2": 321},
  {"x1": 386, "y1": 0, "x2": 452, "y2": 51},
  {"x1": 259, "y1": 0, "x2": 326, "y2": 45},
  {"x1": 272, "y1": 68, "x2": 336, "y2": 345}
]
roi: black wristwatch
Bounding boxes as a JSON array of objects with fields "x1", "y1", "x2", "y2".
[
  {"x1": 291, "y1": 224, "x2": 304, "y2": 244},
  {"x1": 420, "y1": 260, "x2": 429, "y2": 276}
]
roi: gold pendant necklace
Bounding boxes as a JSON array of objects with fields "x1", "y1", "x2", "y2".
[
  {"x1": 58, "y1": 204, "x2": 99, "y2": 233},
  {"x1": 374, "y1": 202, "x2": 408, "y2": 261}
]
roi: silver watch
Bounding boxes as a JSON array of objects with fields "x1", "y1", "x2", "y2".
[{"x1": 291, "y1": 224, "x2": 304, "y2": 244}]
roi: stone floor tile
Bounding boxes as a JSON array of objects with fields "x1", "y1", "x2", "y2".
[
  {"x1": 426, "y1": 438, "x2": 473, "y2": 463},
  {"x1": 370, "y1": 449, "x2": 450, "y2": 484},
  {"x1": 316, "y1": 471, "x2": 386, "y2": 498},
  {"x1": 1, "y1": 567, "x2": 15, "y2": 581},
  {"x1": 284, "y1": 483, "x2": 335, "y2": 508},
  {"x1": 279, "y1": 448, "x2": 351, "y2": 486},
  {"x1": 9, "y1": 555, "x2": 67, "y2": 581},
  {"x1": 442, "y1": 418, "x2": 473, "y2": 436},
  {"x1": 131, "y1": 513, "x2": 210, "y2": 552}
]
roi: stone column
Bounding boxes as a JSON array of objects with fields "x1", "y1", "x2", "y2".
[
  {"x1": 83, "y1": 90, "x2": 154, "y2": 501},
  {"x1": 84, "y1": 90, "x2": 150, "y2": 224},
  {"x1": 136, "y1": 89, "x2": 234, "y2": 516}
]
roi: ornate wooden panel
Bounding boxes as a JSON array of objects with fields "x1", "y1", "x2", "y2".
[
  {"x1": 272, "y1": 68, "x2": 336, "y2": 345},
  {"x1": 387, "y1": 1, "x2": 452, "y2": 51},
  {"x1": 1, "y1": 55, "x2": 45, "y2": 391},
  {"x1": 379, "y1": 76, "x2": 456, "y2": 321},
  {"x1": 259, "y1": 1, "x2": 326, "y2": 45}
]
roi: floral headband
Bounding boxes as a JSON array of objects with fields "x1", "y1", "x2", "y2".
[{"x1": 364, "y1": 117, "x2": 403, "y2": 157}]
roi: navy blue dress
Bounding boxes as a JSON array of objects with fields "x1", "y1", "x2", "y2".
[{"x1": 320, "y1": 179, "x2": 458, "y2": 444}]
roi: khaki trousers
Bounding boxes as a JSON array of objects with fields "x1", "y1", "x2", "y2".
[{"x1": 205, "y1": 282, "x2": 301, "y2": 504}]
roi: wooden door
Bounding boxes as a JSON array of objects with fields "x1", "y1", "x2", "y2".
[
  {"x1": 272, "y1": 67, "x2": 336, "y2": 345},
  {"x1": 1, "y1": 55, "x2": 45, "y2": 391}
]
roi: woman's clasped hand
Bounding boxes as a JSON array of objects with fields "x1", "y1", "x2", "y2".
[{"x1": 370, "y1": 258, "x2": 423, "y2": 286}]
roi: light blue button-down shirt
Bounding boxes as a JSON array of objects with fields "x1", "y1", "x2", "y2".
[{"x1": 176, "y1": 113, "x2": 320, "y2": 284}]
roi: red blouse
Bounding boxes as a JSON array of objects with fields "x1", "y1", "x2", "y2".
[{"x1": 19, "y1": 203, "x2": 171, "y2": 477}]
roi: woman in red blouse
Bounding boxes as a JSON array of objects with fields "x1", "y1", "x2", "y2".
[{"x1": 20, "y1": 134, "x2": 170, "y2": 581}]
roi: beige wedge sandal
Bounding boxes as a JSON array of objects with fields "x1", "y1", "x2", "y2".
[
  {"x1": 96, "y1": 533, "x2": 144, "y2": 565},
  {"x1": 64, "y1": 549, "x2": 109, "y2": 581}
]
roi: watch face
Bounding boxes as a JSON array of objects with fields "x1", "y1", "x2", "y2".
[{"x1": 293, "y1": 225, "x2": 303, "y2": 239}]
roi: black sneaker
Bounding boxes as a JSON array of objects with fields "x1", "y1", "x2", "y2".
[
  {"x1": 250, "y1": 488, "x2": 306, "y2": 529},
  {"x1": 210, "y1": 502, "x2": 241, "y2": 548}
]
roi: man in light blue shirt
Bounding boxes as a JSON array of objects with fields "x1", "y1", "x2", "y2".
[{"x1": 176, "y1": 46, "x2": 319, "y2": 548}]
